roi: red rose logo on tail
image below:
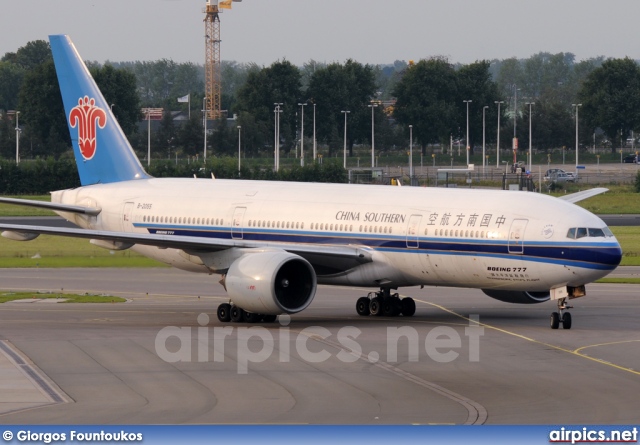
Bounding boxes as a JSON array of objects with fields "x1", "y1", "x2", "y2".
[{"x1": 69, "y1": 96, "x2": 107, "y2": 160}]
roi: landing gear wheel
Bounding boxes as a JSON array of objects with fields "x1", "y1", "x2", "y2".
[
  {"x1": 382, "y1": 298, "x2": 400, "y2": 317},
  {"x1": 550, "y1": 312, "x2": 560, "y2": 330},
  {"x1": 369, "y1": 297, "x2": 383, "y2": 316},
  {"x1": 562, "y1": 312, "x2": 572, "y2": 330},
  {"x1": 356, "y1": 297, "x2": 371, "y2": 316},
  {"x1": 244, "y1": 312, "x2": 262, "y2": 323},
  {"x1": 356, "y1": 297, "x2": 371, "y2": 317},
  {"x1": 400, "y1": 298, "x2": 416, "y2": 317},
  {"x1": 217, "y1": 303, "x2": 231, "y2": 323},
  {"x1": 230, "y1": 305, "x2": 244, "y2": 323},
  {"x1": 262, "y1": 314, "x2": 278, "y2": 323}
]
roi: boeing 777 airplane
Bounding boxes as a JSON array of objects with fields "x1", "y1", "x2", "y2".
[{"x1": 0, "y1": 35, "x2": 623, "y2": 329}]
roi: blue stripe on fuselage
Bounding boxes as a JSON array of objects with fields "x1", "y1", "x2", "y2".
[{"x1": 136, "y1": 223, "x2": 621, "y2": 271}]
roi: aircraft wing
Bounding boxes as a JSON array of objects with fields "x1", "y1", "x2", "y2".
[
  {"x1": 0, "y1": 197, "x2": 101, "y2": 216},
  {"x1": 0, "y1": 223, "x2": 373, "y2": 272},
  {"x1": 558, "y1": 187, "x2": 609, "y2": 204}
]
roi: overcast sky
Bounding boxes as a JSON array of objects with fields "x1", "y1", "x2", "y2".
[{"x1": 2, "y1": 0, "x2": 640, "y2": 66}]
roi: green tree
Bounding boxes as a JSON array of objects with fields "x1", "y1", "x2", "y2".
[
  {"x1": 236, "y1": 111, "x2": 266, "y2": 156},
  {"x1": 519, "y1": 99, "x2": 573, "y2": 150},
  {"x1": 306, "y1": 60, "x2": 378, "y2": 156},
  {"x1": 154, "y1": 110, "x2": 177, "y2": 159},
  {"x1": 17, "y1": 60, "x2": 69, "y2": 158},
  {"x1": 236, "y1": 60, "x2": 302, "y2": 154},
  {"x1": 177, "y1": 113, "x2": 204, "y2": 157},
  {"x1": 456, "y1": 61, "x2": 502, "y2": 153},
  {"x1": 579, "y1": 58, "x2": 640, "y2": 151},
  {"x1": 92, "y1": 64, "x2": 141, "y2": 136},
  {"x1": 3, "y1": 40, "x2": 51, "y2": 70},
  {"x1": 0, "y1": 62, "x2": 25, "y2": 111},
  {"x1": 393, "y1": 58, "x2": 459, "y2": 153}
]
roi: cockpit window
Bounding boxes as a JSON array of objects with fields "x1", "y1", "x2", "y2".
[{"x1": 567, "y1": 227, "x2": 614, "y2": 239}]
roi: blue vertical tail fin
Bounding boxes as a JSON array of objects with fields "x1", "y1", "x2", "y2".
[{"x1": 49, "y1": 35, "x2": 150, "y2": 186}]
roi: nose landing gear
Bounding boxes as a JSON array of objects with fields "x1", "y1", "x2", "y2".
[{"x1": 550, "y1": 297, "x2": 572, "y2": 330}]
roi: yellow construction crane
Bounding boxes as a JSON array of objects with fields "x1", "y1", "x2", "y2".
[{"x1": 204, "y1": 0, "x2": 241, "y2": 120}]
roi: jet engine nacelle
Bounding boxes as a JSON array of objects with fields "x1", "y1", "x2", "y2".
[
  {"x1": 482, "y1": 289, "x2": 550, "y2": 304},
  {"x1": 226, "y1": 251, "x2": 317, "y2": 315}
]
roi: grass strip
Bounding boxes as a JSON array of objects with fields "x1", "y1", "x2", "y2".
[{"x1": 0, "y1": 291, "x2": 126, "y2": 303}]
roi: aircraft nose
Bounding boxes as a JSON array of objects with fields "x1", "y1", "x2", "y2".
[
  {"x1": 613, "y1": 241, "x2": 623, "y2": 267},
  {"x1": 601, "y1": 238, "x2": 623, "y2": 270}
]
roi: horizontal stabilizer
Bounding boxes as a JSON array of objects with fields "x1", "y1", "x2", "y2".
[{"x1": 0, "y1": 197, "x2": 101, "y2": 216}]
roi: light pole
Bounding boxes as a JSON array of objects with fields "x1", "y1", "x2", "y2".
[
  {"x1": 237, "y1": 125, "x2": 242, "y2": 176},
  {"x1": 341, "y1": 110, "x2": 350, "y2": 169},
  {"x1": 368, "y1": 103, "x2": 378, "y2": 168},
  {"x1": 15, "y1": 111, "x2": 20, "y2": 164},
  {"x1": 482, "y1": 106, "x2": 488, "y2": 174},
  {"x1": 495, "y1": 101, "x2": 504, "y2": 168},
  {"x1": 572, "y1": 103, "x2": 582, "y2": 168},
  {"x1": 147, "y1": 108, "x2": 152, "y2": 167},
  {"x1": 313, "y1": 102, "x2": 317, "y2": 162},
  {"x1": 409, "y1": 125, "x2": 413, "y2": 184},
  {"x1": 298, "y1": 102, "x2": 307, "y2": 166},
  {"x1": 525, "y1": 102, "x2": 535, "y2": 172},
  {"x1": 513, "y1": 85, "x2": 520, "y2": 139},
  {"x1": 202, "y1": 98, "x2": 207, "y2": 164},
  {"x1": 274, "y1": 103, "x2": 283, "y2": 171},
  {"x1": 513, "y1": 86, "x2": 520, "y2": 166},
  {"x1": 463, "y1": 100, "x2": 472, "y2": 166}
]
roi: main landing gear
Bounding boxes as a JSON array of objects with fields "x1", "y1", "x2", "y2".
[
  {"x1": 216, "y1": 302, "x2": 278, "y2": 324},
  {"x1": 356, "y1": 289, "x2": 416, "y2": 318},
  {"x1": 550, "y1": 297, "x2": 572, "y2": 330}
]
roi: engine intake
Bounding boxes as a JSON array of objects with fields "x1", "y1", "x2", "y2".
[
  {"x1": 226, "y1": 251, "x2": 317, "y2": 315},
  {"x1": 482, "y1": 289, "x2": 550, "y2": 304}
]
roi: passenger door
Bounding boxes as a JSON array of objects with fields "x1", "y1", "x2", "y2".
[{"x1": 508, "y1": 219, "x2": 528, "y2": 254}]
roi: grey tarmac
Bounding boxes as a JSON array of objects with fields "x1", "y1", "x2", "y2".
[{"x1": 0, "y1": 268, "x2": 638, "y2": 424}]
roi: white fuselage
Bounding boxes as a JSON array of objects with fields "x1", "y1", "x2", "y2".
[{"x1": 52, "y1": 178, "x2": 621, "y2": 292}]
